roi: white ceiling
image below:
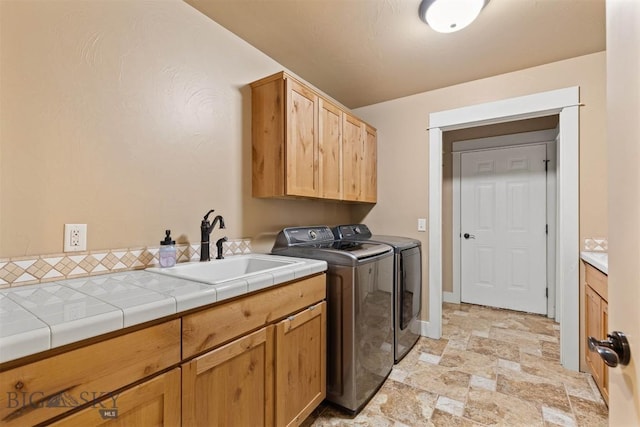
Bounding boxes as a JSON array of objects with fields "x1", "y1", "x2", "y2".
[{"x1": 185, "y1": 0, "x2": 605, "y2": 109}]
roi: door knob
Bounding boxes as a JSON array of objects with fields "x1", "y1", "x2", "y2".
[
  {"x1": 588, "y1": 331, "x2": 631, "y2": 367},
  {"x1": 463, "y1": 233, "x2": 476, "y2": 239}
]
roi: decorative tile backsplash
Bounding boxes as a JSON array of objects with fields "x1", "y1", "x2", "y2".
[
  {"x1": 584, "y1": 238, "x2": 607, "y2": 252},
  {"x1": 0, "y1": 239, "x2": 252, "y2": 288}
]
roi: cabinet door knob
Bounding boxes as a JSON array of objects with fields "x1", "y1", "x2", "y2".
[
  {"x1": 463, "y1": 233, "x2": 476, "y2": 239},
  {"x1": 588, "y1": 331, "x2": 631, "y2": 367}
]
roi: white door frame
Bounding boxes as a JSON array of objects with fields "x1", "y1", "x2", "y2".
[
  {"x1": 426, "y1": 86, "x2": 580, "y2": 371},
  {"x1": 447, "y1": 130, "x2": 558, "y2": 319}
]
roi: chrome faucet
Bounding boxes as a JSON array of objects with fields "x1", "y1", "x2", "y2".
[{"x1": 200, "y1": 209, "x2": 225, "y2": 262}]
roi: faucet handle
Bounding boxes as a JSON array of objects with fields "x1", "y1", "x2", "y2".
[{"x1": 203, "y1": 209, "x2": 216, "y2": 221}]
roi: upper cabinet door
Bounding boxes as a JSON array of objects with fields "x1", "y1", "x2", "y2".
[
  {"x1": 342, "y1": 113, "x2": 363, "y2": 201},
  {"x1": 361, "y1": 125, "x2": 377, "y2": 203},
  {"x1": 318, "y1": 99, "x2": 343, "y2": 200},
  {"x1": 286, "y1": 79, "x2": 318, "y2": 197},
  {"x1": 251, "y1": 77, "x2": 286, "y2": 198}
]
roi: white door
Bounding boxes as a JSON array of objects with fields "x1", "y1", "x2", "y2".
[
  {"x1": 460, "y1": 144, "x2": 547, "y2": 314},
  {"x1": 607, "y1": 0, "x2": 640, "y2": 422}
]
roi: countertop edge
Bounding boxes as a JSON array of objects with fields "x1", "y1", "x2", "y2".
[{"x1": 580, "y1": 251, "x2": 608, "y2": 275}]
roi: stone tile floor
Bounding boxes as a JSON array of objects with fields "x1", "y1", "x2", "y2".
[{"x1": 303, "y1": 302, "x2": 608, "y2": 426}]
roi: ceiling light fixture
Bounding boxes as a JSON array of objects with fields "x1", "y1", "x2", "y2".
[{"x1": 419, "y1": 0, "x2": 489, "y2": 33}]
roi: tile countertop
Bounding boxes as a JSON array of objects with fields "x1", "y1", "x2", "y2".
[
  {"x1": 580, "y1": 251, "x2": 608, "y2": 275},
  {"x1": 0, "y1": 255, "x2": 326, "y2": 364}
]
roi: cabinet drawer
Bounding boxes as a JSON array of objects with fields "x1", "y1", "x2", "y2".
[
  {"x1": 182, "y1": 274, "x2": 326, "y2": 358},
  {"x1": 0, "y1": 320, "x2": 180, "y2": 427},
  {"x1": 585, "y1": 263, "x2": 607, "y2": 300}
]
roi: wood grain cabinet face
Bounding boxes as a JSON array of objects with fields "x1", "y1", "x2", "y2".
[
  {"x1": 342, "y1": 113, "x2": 363, "y2": 201},
  {"x1": 318, "y1": 99, "x2": 343, "y2": 200},
  {"x1": 601, "y1": 300, "x2": 609, "y2": 401},
  {"x1": 286, "y1": 79, "x2": 319, "y2": 197},
  {"x1": 181, "y1": 276, "x2": 327, "y2": 427},
  {"x1": 0, "y1": 320, "x2": 180, "y2": 427},
  {"x1": 342, "y1": 114, "x2": 377, "y2": 203},
  {"x1": 49, "y1": 368, "x2": 181, "y2": 427},
  {"x1": 182, "y1": 274, "x2": 326, "y2": 359},
  {"x1": 275, "y1": 301, "x2": 326, "y2": 427},
  {"x1": 361, "y1": 125, "x2": 377, "y2": 203},
  {"x1": 2, "y1": 275, "x2": 327, "y2": 427},
  {"x1": 585, "y1": 285, "x2": 604, "y2": 386},
  {"x1": 584, "y1": 263, "x2": 608, "y2": 404},
  {"x1": 251, "y1": 72, "x2": 376, "y2": 203},
  {"x1": 182, "y1": 305, "x2": 328, "y2": 427},
  {"x1": 182, "y1": 327, "x2": 275, "y2": 427}
]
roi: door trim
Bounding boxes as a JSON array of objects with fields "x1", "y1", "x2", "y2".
[{"x1": 426, "y1": 86, "x2": 580, "y2": 371}]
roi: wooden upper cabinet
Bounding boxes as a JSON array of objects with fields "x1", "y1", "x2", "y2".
[
  {"x1": 342, "y1": 114, "x2": 378, "y2": 202},
  {"x1": 318, "y1": 99, "x2": 343, "y2": 200},
  {"x1": 342, "y1": 113, "x2": 363, "y2": 201},
  {"x1": 251, "y1": 75, "x2": 286, "y2": 198},
  {"x1": 361, "y1": 125, "x2": 377, "y2": 203},
  {"x1": 251, "y1": 71, "x2": 376, "y2": 203},
  {"x1": 286, "y1": 79, "x2": 318, "y2": 197}
]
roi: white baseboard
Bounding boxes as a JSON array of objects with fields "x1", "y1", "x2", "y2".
[
  {"x1": 418, "y1": 320, "x2": 440, "y2": 339},
  {"x1": 443, "y1": 291, "x2": 459, "y2": 304}
]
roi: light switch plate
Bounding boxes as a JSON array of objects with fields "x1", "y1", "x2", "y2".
[{"x1": 417, "y1": 218, "x2": 427, "y2": 232}]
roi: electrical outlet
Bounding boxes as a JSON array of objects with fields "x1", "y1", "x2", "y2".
[
  {"x1": 64, "y1": 224, "x2": 87, "y2": 252},
  {"x1": 417, "y1": 218, "x2": 427, "y2": 232}
]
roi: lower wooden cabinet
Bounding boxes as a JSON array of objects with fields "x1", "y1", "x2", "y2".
[
  {"x1": 50, "y1": 368, "x2": 181, "y2": 426},
  {"x1": 0, "y1": 320, "x2": 180, "y2": 427},
  {"x1": 275, "y1": 301, "x2": 326, "y2": 427},
  {"x1": 182, "y1": 326, "x2": 275, "y2": 427},
  {"x1": 3, "y1": 274, "x2": 327, "y2": 427},
  {"x1": 584, "y1": 263, "x2": 608, "y2": 404},
  {"x1": 183, "y1": 301, "x2": 328, "y2": 427},
  {"x1": 601, "y1": 299, "x2": 609, "y2": 401}
]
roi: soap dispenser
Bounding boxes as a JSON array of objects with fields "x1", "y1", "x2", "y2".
[{"x1": 159, "y1": 230, "x2": 176, "y2": 268}]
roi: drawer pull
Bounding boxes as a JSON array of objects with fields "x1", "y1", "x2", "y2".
[{"x1": 14, "y1": 381, "x2": 24, "y2": 390}]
